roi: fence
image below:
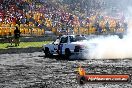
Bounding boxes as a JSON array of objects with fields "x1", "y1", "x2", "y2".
[
  {"x1": 0, "y1": 27, "x2": 45, "y2": 37},
  {"x1": 0, "y1": 26, "x2": 126, "y2": 37},
  {"x1": 73, "y1": 27, "x2": 126, "y2": 35}
]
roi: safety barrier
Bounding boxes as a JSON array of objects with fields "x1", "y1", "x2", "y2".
[
  {"x1": 0, "y1": 26, "x2": 126, "y2": 37},
  {"x1": 0, "y1": 27, "x2": 45, "y2": 36},
  {"x1": 73, "y1": 27, "x2": 126, "y2": 35},
  {"x1": 0, "y1": 27, "x2": 15, "y2": 36}
]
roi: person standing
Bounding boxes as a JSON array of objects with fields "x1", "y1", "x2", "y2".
[
  {"x1": 105, "y1": 21, "x2": 110, "y2": 33},
  {"x1": 14, "y1": 26, "x2": 21, "y2": 46}
]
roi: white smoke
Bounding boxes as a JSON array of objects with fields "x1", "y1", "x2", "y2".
[
  {"x1": 84, "y1": 35, "x2": 132, "y2": 59},
  {"x1": 83, "y1": 7, "x2": 132, "y2": 59}
]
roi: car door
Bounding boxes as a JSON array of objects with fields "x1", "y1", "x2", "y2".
[{"x1": 59, "y1": 36, "x2": 68, "y2": 54}]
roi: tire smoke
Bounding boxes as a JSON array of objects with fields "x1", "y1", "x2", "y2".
[{"x1": 84, "y1": 14, "x2": 132, "y2": 59}]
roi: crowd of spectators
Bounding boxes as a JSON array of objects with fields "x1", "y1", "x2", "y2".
[{"x1": 0, "y1": 0, "x2": 128, "y2": 36}]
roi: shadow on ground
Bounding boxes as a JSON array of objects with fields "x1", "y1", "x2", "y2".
[
  {"x1": 0, "y1": 47, "x2": 42, "y2": 54},
  {"x1": 43, "y1": 55, "x2": 87, "y2": 61}
]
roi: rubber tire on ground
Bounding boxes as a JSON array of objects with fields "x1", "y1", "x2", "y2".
[
  {"x1": 44, "y1": 47, "x2": 52, "y2": 57},
  {"x1": 65, "y1": 49, "x2": 71, "y2": 59}
]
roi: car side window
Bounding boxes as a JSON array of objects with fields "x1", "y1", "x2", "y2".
[
  {"x1": 60, "y1": 37, "x2": 68, "y2": 43},
  {"x1": 69, "y1": 36, "x2": 75, "y2": 42}
]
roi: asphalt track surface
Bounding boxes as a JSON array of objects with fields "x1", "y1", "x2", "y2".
[{"x1": 0, "y1": 51, "x2": 132, "y2": 88}]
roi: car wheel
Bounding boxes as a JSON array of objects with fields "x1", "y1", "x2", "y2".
[
  {"x1": 65, "y1": 48, "x2": 71, "y2": 59},
  {"x1": 44, "y1": 47, "x2": 52, "y2": 57}
]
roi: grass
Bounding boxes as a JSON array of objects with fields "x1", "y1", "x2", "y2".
[{"x1": 0, "y1": 41, "x2": 52, "y2": 49}]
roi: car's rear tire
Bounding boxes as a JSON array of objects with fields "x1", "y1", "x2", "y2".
[
  {"x1": 65, "y1": 48, "x2": 71, "y2": 59},
  {"x1": 44, "y1": 47, "x2": 52, "y2": 57}
]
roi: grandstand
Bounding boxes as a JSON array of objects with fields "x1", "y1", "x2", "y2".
[{"x1": 0, "y1": 0, "x2": 128, "y2": 38}]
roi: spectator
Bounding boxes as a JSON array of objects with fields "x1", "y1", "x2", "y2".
[
  {"x1": 124, "y1": 22, "x2": 127, "y2": 30},
  {"x1": 115, "y1": 21, "x2": 120, "y2": 31},
  {"x1": 105, "y1": 21, "x2": 110, "y2": 32},
  {"x1": 14, "y1": 26, "x2": 21, "y2": 46}
]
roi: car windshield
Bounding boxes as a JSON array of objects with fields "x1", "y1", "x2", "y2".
[
  {"x1": 70, "y1": 35, "x2": 86, "y2": 42},
  {"x1": 60, "y1": 36, "x2": 68, "y2": 43}
]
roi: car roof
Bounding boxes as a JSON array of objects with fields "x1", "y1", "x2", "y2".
[
  {"x1": 61, "y1": 34, "x2": 85, "y2": 37},
  {"x1": 61, "y1": 35, "x2": 75, "y2": 37}
]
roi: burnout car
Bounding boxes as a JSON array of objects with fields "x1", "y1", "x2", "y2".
[{"x1": 42, "y1": 35, "x2": 89, "y2": 58}]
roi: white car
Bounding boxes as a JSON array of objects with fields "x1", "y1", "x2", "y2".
[{"x1": 42, "y1": 35, "x2": 88, "y2": 58}]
